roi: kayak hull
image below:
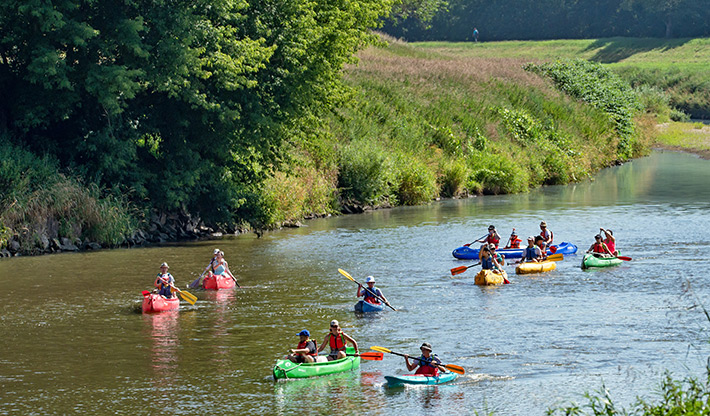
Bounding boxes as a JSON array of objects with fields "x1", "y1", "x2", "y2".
[
  {"x1": 453, "y1": 241, "x2": 578, "y2": 260},
  {"x1": 203, "y1": 273, "x2": 236, "y2": 290},
  {"x1": 474, "y1": 269, "x2": 507, "y2": 285},
  {"x1": 142, "y1": 293, "x2": 180, "y2": 313},
  {"x1": 581, "y1": 253, "x2": 623, "y2": 269},
  {"x1": 354, "y1": 300, "x2": 385, "y2": 313},
  {"x1": 516, "y1": 260, "x2": 557, "y2": 275},
  {"x1": 273, "y1": 347, "x2": 360, "y2": 380},
  {"x1": 385, "y1": 372, "x2": 458, "y2": 387}
]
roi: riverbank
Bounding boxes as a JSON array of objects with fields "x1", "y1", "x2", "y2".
[{"x1": 654, "y1": 121, "x2": 710, "y2": 159}]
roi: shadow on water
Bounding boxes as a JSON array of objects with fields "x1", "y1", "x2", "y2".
[{"x1": 583, "y1": 37, "x2": 692, "y2": 63}]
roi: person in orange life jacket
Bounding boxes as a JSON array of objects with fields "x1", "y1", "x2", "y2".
[
  {"x1": 521, "y1": 237, "x2": 543, "y2": 262},
  {"x1": 480, "y1": 244, "x2": 504, "y2": 270},
  {"x1": 318, "y1": 320, "x2": 359, "y2": 361},
  {"x1": 539, "y1": 221, "x2": 553, "y2": 248},
  {"x1": 600, "y1": 228, "x2": 618, "y2": 256},
  {"x1": 154, "y1": 262, "x2": 174, "y2": 298},
  {"x1": 287, "y1": 330, "x2": 318, "y2": 364},
  {"x1": 357, "y1": 276, "x2": 388, "y2": 305},
  {"x1": 504, "y1": 229, "x2": 522, "y2": 249},
  {"x1": 404, "y1": 342, "x2": 447, "y2": 376},
  {"x1": 586, "y1": 234, "x2": 614, "y2": 257},
  {"x1": 475, "y1": 225, "x2": 501, "y2": 249}
]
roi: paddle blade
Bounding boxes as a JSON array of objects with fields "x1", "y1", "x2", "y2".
[
  {"x1": 338, "y1": 268, "x2": 356, "y2": 282},
  {"x1": 141, "y1": 290, "x2": 151, "y2": 297},
  {"x1": 370, "y1": 346, "x2": 391, "y2": 354},
  {"x1": 178, "y1": 290, "x2": 197, "y2": 305},
  {"x1": 450, "y1": 265, "x2": 469, "y2": 276},
  {"x1": 618, "y1": 256, "x2": 632, "y2": 261},
  {"x1": 547, "y1": 253, "x2": 564, "y2": 261},
  {"x1": 549, "y1": 246, "x2": 557, "y2": 254},
  {"x1": 188, "y1": 277, "x2": 202, "y2": 289},
  {"x1": 444, "y1": 364, "x2": 465, "y2": 375},
  {"x1": 358, "y1": 352, "x2": 384, "y2": 361}
]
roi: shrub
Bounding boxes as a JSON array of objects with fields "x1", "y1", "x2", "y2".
[
  {"x1": 394, "y1": 159, "x2": 438, "y2": 205},
  {"x1": 670, "y1": 108, "x2": 691, "y2": 122},
  {"x1": 635, "y1": 84, "x2": 670, "y2": 118},
  {"x1": 337, "y1": 141, "x2": 396, "y2": 206},
  {"x1": 438, "y1": 159, "x2": 470, "y2": 197}
]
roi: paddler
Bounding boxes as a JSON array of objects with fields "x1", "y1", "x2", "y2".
[
  {"x1": 521, "y1": 237, "x2": 543, "y2": 262},
  {"x1": 600, "y1": 228, "x2": 618, "y2": 256},
  {"x1": 586, "y1": 234, "x2": 614, "y2": 257},
  {"x1": 205, "y1": 250, "x2": 238, "y2": 285},
  {"x1": 475, "y1": 225, "x2": 501, "y2": 249},
  {"x1": 534, "y1": 236, "x2": 548, "y2": 260},
  {"x1": 404, "y1": 342, "x2": 447, "y2": 376},
  {"x1": 154, "y1": 262, "x2": 175, "y2": 298},
  {"x1": 318, "y1": 320, "x2": 359, "y2": 361},
  {"x1": 539, "y1": 221, "x2": 553, "y2": 249},
  {"x1": 480, "y1": 244, "x2": 504, "y2": 270},
  {"x1": 504, "y1": 229, "x2": 522, "y2": 249},
  {"x1": 287, "y1": 330, "x2": 318, "y2": 363},
  {"x1": 357, "y1": 276, "x2": 390, "y2": 307}
]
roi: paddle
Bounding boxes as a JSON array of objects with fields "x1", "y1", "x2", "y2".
[
  {"x1": 370, "y1": 346, "x2": 465, "y2": 375},
  {"x1": 463, "y1": 234, "x2": 488, "y2": 247},
  {"x1": 188, "y1": 267, "x2": 209, "y2": 289},
  {"x1": 348, "y1": 352, "x2": 384, "y2": 361},
  {"x1": 170, "y1": 284, "x2": 197, "y2": 305},
  {"x1": 338, "y1": 269, "x2": 396, "y2": 311},
  {"x1": 618, "y1": 256, "x2": 632, "y2": 261},
  {"x1": 450, "y1": 262, "x2": 481, "y2": 276}
]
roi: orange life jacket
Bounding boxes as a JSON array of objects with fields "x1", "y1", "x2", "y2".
[
  {"x1": 297, "y1": 339, "x2": 318, "y2": 356},
  {"x1": 329, "y1": 332, "x2": 346, "y2": 351}
]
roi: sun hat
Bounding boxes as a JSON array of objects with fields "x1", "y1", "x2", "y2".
[
  {"x1": 213, "y1": 248, "x2": 220, "y2": 254},
  {"x1": 527, "y1": 236, "x2": 534, "y2": 241},
  {"x1": 297, "y1": 329, "x2": 310, "y2": 337},
  {"x1": 488, "y1": 225, "x2": 496, "y2": 230},
  {"x1": 540, "y1": 221, "x2": 547, "y2": 226},
  {"x1": 160, "y1": 262, "x2": 169, "y2": 268},
  {"x1": 365, "y1": 276, "x2": 375, "y2": 283},
  {"x1": 330, "y1": 320, "x2": 339, "y2": 327},
  {"x1": 420, "y1": 342, "x2": 433, "y2": 351}
]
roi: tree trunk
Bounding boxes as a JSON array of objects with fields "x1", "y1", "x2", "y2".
[{"x1": 665, "y1": 15, "x2": 673, "y2": 38}]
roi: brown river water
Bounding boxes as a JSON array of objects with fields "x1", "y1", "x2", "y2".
[{"x1": 2, "y1": 150, "x2": 710, "y2": 415}]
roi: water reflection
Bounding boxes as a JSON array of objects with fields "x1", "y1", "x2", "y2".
[{"x1": 145, "y1": 312, "x2": 180, "y2": 402}]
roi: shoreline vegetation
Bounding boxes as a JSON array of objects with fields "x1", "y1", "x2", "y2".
[{"x1": 2, "y1": 35, "x2": 710, "y2": 257}]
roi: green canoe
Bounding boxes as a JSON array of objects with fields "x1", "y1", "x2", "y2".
[
  {"x1": 581, "y1": 253, "x2": 623, "y2": 269},
  {"x1": 273, "y1": 347, "x2": 360, "y2": 379}
]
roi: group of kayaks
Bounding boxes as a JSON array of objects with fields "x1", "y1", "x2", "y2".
[{"x1": 141, "y1": 274, "x2": 234, "y2": 313}]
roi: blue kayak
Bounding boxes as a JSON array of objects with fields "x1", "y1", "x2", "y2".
[
  {"x1": 452, "y1": 241, "x2": 578, "y2": 260},
  {"x1": 385, "y1": 372, "x2": 457, "y2": 387},
  {"x1": 354, "y1": 300, "x2": 385, "y2": 312}
]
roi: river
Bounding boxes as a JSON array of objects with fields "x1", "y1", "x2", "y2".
[{"x1": 1, "y1": 150, "x2": 710, "y2": 415}]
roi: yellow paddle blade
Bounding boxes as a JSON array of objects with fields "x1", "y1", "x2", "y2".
[
  {"x1": 547, "y1": 253, "x2": 564, "y2": 261},
  {"x1": 370, "y1": 346, "x2": 391, "y2": 354},
  {"x1": 178, "y1": 290, "x2": 197, "y2": 305},
  {"x1": 338, "y1": 268, "x2": 356, "y2": 282}
]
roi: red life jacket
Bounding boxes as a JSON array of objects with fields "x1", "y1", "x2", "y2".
[
  {"x1": 414, "y1": 355, "x2": 440, "y2": 376},
  {"x1": 540, "y1": 229, "x2": 553, "y2": 243},
  {"x1": 605, "y1": 239, "x2": 616, "y2": 253},
  {"x1": 329, "y1": 332, "x2": 346, "y2": 351},
  {"x1": 593, "y1": 242, "x2": 609, "y2": 254},
  {"x1": 297, "y1": 339, "x2": 317, "y2": 356},
  {"x1": 486, "y1": 235, "x2": 500, "y2": 248}
]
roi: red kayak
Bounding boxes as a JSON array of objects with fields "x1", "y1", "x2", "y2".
[
  {"x1": 202, "y1": 273, "x2": 236, "y2": 290},
  {"x1": 142, "y1": 292, "x2": 180, "y2": 313}
]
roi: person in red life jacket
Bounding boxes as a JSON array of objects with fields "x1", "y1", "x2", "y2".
[
  {"x1": 404, "y1": 342, "x2": 447, "y2": 376},
  {"x1": 475, "y1": 225, "x2": 501, "y2": 249},
  {"x1": 357, "y1": 276, "x2": 390, "y2": 306},
  {"x1": 318, "y1": 320, "x2": 359, "y2": 361},
  {"x1": 153, "y1": 262, "x2": 174, "y2": 298},
  {"x1": 504, "y1": 229, "x2": 522, "y2": 249},
  {"x1": 539, "y1": 221, "x2": 553, "y2": 249},
  {"x1": 287, "y1": 329, "x2": 318, "y2": 363},
  {"x1": 600, "y1": 228, "x2": 618, "y2": 256},
  {"x1": 586, "y1": 234, "x2": 614, "y2": 257},
  {"x1": 521, "y1": 237, "x2": 543, "y2": 263}
]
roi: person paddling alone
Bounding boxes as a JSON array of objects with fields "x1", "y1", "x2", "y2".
[
  {"x1": 586, "y1": 234, "x2": 614, "y2": 257},
  {"x1": 318, "y1": 320, "x2": 359, "y2": 361},
  {"x1": 404, "y1": 342, "x2": 447, "y2": 376},
  {"x1": 154, "y1": 262, "x2": 174, "y2": 298},
  {"x1": 287, "y1": 330, "x2": 318, "y2": 364},
  {"x1": 357, "y1": 276, "x2": 390, "y2": 307}
]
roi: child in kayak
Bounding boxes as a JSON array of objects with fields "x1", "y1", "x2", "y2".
[
  {"x1": 357, "y1": 276, "x2": 390, "y2": 307},
  {"x1": 154, "y1": 262, "x2": 174, "y2": 298},
  {"x1": 521, "y1": 237, "x2": 543, "y2": 262},
  {"x1": 504, "y1": 229, "x2": 522, "y2": 249},
  {"x1": 287, "y1": 329, "x2": 318, "y2": 363},
  {"x1": 404, "y1": 342, "x2": 447, "y2": 376},
  {"x1": 600, "y1": 228, "x2": 618, "y2": 256},
  {"x1": 318, "y1": 320, "x2": 359, "y2": 361},
  {"x1": 480, "y1": 244, "x2": 504, "y2": 270},
  {"x1": 586, "y1": 234, "x2": 614, "y2": 257}
]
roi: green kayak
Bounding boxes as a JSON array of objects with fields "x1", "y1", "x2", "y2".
[
  {"x1": 581, "y1": 253, "x2": 623, "y2": 269},
  {"x1": 273, "y1": 347, "x2": 360, "y2": 379}
]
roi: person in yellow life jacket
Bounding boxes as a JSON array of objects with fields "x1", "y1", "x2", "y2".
[
  {"x1": 318, "y1": 320, "x2": 359, "y2": 361},
  {"x1": 404, "y1": 342, "x2": 447, "y2": 376},
  {"x1": 287, "y1": 329, "x2": 318, "y2": 364}
]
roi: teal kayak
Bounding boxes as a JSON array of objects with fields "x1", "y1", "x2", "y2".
[
  {"x1": 273, "y1": 347, "x2": 360, "y2": 379},
  {"x1": 385, "y1": 372, "x2": 457, "y2": 387},
  {"x1": 581, "y1": 253, "x2": 623, "y2": 269}
]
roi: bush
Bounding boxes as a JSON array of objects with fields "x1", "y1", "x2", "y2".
[
  {"x1": 670, "y1": 108, "x2": 691, "y2": 122},
  {"x1": 438, "y1": 159, "x2": 470, "y2": 197},
  {"x1": 337, "y1": 141, "x2": 396, "y2": 206},
  {"x1": 635, "y1": 84, "x2": 670, "y2": 118},
  {"x1": 394, "y1": 159, "x2": 438, "y2": 205}
]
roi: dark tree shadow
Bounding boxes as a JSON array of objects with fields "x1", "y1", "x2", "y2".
[{"x1": 583, "y1": 37, "x2": 693, "y2": 63}]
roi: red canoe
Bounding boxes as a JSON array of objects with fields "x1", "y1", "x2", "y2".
[
  {"x1": 142, "y1": 292, "x2": 180, "y2": 313},
  {"x1": 202, "y1": 273, "x2": 236, "y2": 290}
]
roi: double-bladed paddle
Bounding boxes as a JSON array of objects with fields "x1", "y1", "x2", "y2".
[
  {"x1": 370, "y1": 346, "x2": 465, "y2": 375},
  {"x1": 338, "y1": 269, "x2": 396, "y2": 311},
  {"x1": 450, "y1": 262, "x2": 481, "y2": 276}
]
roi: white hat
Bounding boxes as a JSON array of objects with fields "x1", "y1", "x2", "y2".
[
  {"x1": 330, "y1": 320, "x2": 339, "y2": 327},
  {"x1": 160, "y1": 262, "x2": 169, "y2": 268},
  {"x1": 213, "y1": 248, "x2": 220, "y2": 254},
  {"x1": 365, "y1": 276, "x2": 375, "y2": 283}
]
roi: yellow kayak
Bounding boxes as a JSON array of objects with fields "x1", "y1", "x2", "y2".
[
  {"x1": 515, "y1": 260, "x2": 557, "y2": 275},
  {"x1": 474, "y1": 269, "x2": 507, "y2": 285}
]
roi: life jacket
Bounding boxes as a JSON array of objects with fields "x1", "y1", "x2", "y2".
[
  {"x1": 592, "y1": 242, "x2": 609, "y2": 254},
  {"x1": 506, "y1": 237, "x2": 522, "y2": 249},
  {"x1": 604, "y1": 239, "x2": 616, "y2": 254},
  {"x1": 363, "y1": 287, "x2": 381, "y2": 304},
  {"x1": 297, "y1": 339, "x2": 318, "y2": 356},
  {"x1": 524, "y1": 246, "x2": 538, "y2": 261},
  {"x1": 485, "y1": 234, "x2": 500, "y2": 248},
  {"x1": 155, "y1": 273, "x2": 173, "y2": 289},
  {"x1": 540, "y1": 229, "x2": 553, "y2": 243},
  {"x1": 481, "y1": 253, "x2": 502, "y2": 270},
  {"x1": 329, "y1": 332, "x2": 346, "y2": 352},
  {"x1": 414, "y1": 354, "x2": 440, "y2": 376}
]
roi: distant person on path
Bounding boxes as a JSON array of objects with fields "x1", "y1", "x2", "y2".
[{"x1": 473, "y1": 27, "x2": 479, "y2": 42}]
